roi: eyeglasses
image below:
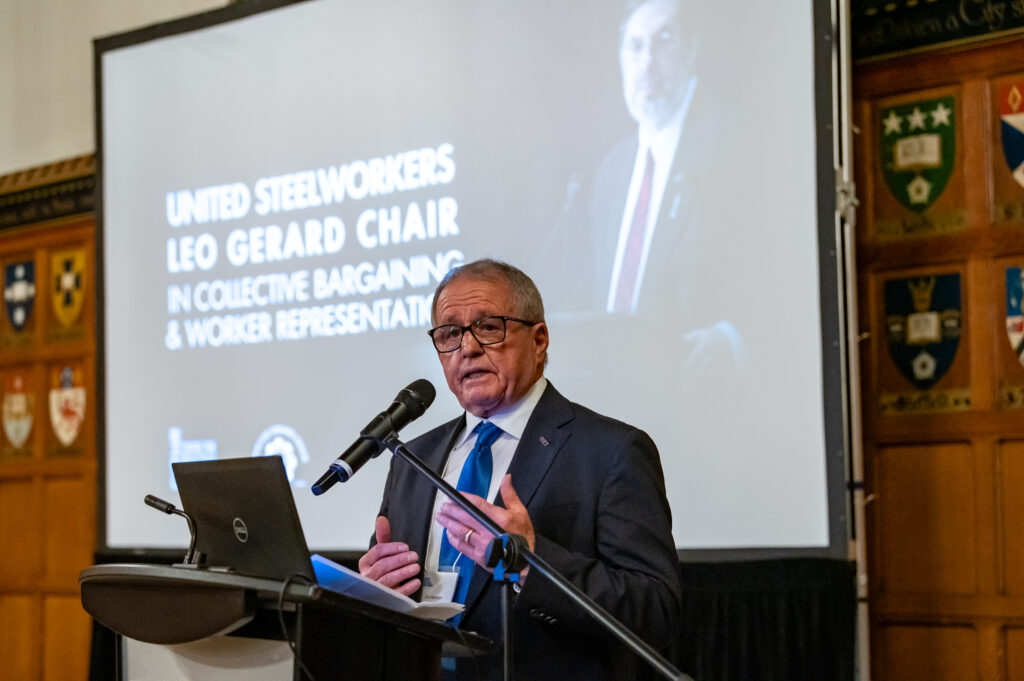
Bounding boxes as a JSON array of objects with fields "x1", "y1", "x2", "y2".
[
  {"x1": 620, "y1": 29, "x2": 679, "y2": 61},
  {"x1": 427, "y1": 316, "x2": 538, "y2": 353}
]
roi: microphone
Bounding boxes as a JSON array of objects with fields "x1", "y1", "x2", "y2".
[
  {"x1": 143, "y1": 494, "x2": 203, "y2": 566},
  {"x1": 311, "y1": 379, "x2": 435, "y2": 495}
]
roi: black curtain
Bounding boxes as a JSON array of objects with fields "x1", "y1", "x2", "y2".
[{"x1": 670, "y1": 559, "x2": 856, "y2": 681}]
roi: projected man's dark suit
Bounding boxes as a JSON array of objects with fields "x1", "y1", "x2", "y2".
[{"x1": 539, "y1": 87, "x2": 746, "y2": 384}]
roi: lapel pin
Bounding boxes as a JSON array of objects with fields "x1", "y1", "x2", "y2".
[{"x1": 539, "y1": 436, "x2": 549, "y2": 447}]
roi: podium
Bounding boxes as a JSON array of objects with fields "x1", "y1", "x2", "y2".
[{"x1": 80, "y1": 564, "x2": 489, "y2": 681}]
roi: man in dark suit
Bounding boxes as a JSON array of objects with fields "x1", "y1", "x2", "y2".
[{"x1": 358, "y1": 259, "x2": 681, "y2": 680}]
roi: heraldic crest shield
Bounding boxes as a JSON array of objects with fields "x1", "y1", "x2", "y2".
[
  {"x1": 1000, "y1": 83, "x2": 1024, "y2": 189},
  {"x1": 49, "y1": 365, "x2": 85, "y2": 447},
  {"x1": 1007, "y1": 266, "x2": 1024, "y2": 367},
  {"x1": 51, "y1": 249, "x2": 85, "y2": 329},
  {"x1": 880, "y1": 96, "x2": 955, "y2": 212},
  {"x1": 2, "y1": 371, "x2": 33, "y2": 450},
  {"x1": 885, "y1": 273, "x2": 962, "y2": 390},
  {"x1": 4, "y1": 261, "x2": 35, "y2": 332}
]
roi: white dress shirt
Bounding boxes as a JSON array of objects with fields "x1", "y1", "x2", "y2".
[
  {"x1": 606, "y1": 76, "x2": 698, "y2": 314},
  {"x1": 423, "y1": 377, "x2": 548, "y2": 573}
]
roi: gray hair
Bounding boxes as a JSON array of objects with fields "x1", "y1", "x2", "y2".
[
  {"x1": 431, "y1": 259, "x2": 545, "y2": 325},
  {"x1": 619, "y1": 0, "x2": 684, "y2": 45}
]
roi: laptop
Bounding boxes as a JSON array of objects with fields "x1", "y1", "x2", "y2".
[
  {"x1": 172, "y1": 456, "x2": 317, "y2": 582},
  {"x1": 171, "y1": 455, "x2": 464, "y2": 620}
]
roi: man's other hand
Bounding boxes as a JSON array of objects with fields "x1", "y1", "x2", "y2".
[{"x1": 357, "y1": 515, "x2": 422, "y2": 596}]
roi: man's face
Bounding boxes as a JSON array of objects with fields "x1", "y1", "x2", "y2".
[
  {"x1": 620, "y1": 0, "x2": 691, "y2": 131},
  {"x1": 433, "y1": 276, "x2": 548, "y2": 419}
]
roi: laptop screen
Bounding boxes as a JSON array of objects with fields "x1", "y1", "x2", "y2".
[{"x1": 172, "y1": 456, "x2": 316, "y2": 582}]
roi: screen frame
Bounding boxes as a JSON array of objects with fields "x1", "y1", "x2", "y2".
[{"x1": 92, "y1": 0, "x2": 850, "y2": 563}]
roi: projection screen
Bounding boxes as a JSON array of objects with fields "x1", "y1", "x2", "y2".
[{"x1": 96, "y1": 0, "x2": 848, "y2": 558}]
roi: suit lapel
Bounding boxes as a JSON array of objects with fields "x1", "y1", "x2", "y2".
[
  {"x1": 642, "y1": 112, "x2": 703, "y2": 304},
  {"x1": 460, "y1": 384, "x2": 574, "y2": 618},
  {"x1": 644, "y1": 165, "x2": 691, "y2": 288},
  {"x1": 502, "y1": 386, "x2": 573, "y2": 507}
]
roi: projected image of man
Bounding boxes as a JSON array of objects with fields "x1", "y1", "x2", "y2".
[
  {"x1": 539, "y1": 0, "x2": 745, "y2": 377},
  {"x1": 607, "y1": 0, "x2": 696, "y2": 315}
]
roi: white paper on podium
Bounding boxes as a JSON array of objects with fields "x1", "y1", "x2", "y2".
[{"x1": 311, "y1": 554, "x2": 463, "y2": 621}]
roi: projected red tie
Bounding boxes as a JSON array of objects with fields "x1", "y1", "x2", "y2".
[{"x1": 612, "y1": 149, "x2": 654, "y2": 314}]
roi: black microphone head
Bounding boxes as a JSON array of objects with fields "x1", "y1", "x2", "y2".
[
  {"x1": 396, "y1": 379, "x2": 435, "y2": 419},
  {"x1": 144, "y1": 494, "x2": 176, "y2": 514}
]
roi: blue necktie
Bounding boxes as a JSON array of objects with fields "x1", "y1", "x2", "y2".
[{"x1": 438, "y1": 420, "x2": 503, "y2": 607}]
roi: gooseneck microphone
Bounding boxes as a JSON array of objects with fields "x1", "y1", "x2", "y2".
[
  {"x1": 311, "y1": 379, "x2": 435, "y2": 495},
  {"x1": 144, "y1": 494, "x2": 203, "y2": 566}
]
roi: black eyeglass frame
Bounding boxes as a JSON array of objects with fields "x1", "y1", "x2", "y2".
[{"x1": 427, "y1": 315, "x2": 539, "y2": 353}]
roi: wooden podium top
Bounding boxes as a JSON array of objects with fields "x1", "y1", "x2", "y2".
[{"x1": 80, "y1": 562, "x2": 489, "y2": 656}]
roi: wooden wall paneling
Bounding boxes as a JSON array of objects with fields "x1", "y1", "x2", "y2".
[
  {"x1": 962, "y1": 79, "x2": 992, "y2": 234},
  {"x1": 976, "y1": 623, "x2": 1002, "y2": 681},
  {"x1": 871, "y1": 442, "x2": 977, "y2": 596},
  {"x1": 874, "y1": 622, "x2": 979, "y2": 681},
  {"x1": 1007, "y1": 626, "x2": 1024, "y2": 681},
  {"x1": 41, "y1": 475, "x2": 94, "y2": 588},
  {"x1": 966, "y1": 259, "x2": 995, "y2": 414},
  {"x1": 854, "y1": 96, "x2": 876, "y2": 246},
  {"x1": 41, "y1": 595, "x2": 92, "y2": 681},
  {"x1": 31, "y1": 362, "x2": 46, "y2": 462},
  {"x1": 856, "y1": 37, "x2": 1024, "y2": 681},
  {"x1": 997, "y1": 440, "x2": 1024, "y2": 597},
  {"x1": 0, "y1": 594, "x2": 40, "y2": 681},
  {"x1": 0, "y1": 172, "x2": 96, "y2": 678},
  {"x1": 854, "y1": 38, "x2": 1024, "y2": 102},
  {"x1": 37, "y1": 243, "x2": 53, "y2": 342},
  {"x1": 0, "y1": 477, "x2": 42, "y2": 587},
  {"x1": 969, "y1": 436, "x2": 998, "y2": 599}
]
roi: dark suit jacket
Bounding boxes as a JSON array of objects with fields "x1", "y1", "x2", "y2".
[
  {"x1": 537, "y1": 94, "x2": 732, "y2": 330},
  {"x1": 376, "y1": 382, "x2": 681, "y2": 681}
]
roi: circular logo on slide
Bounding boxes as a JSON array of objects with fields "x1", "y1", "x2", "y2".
[
  {"x1": 251, "y1": 424, "x2": 310, "y2": 488},
  {"x1": 232, "y1": 517, "x2": 249, "y2": 543}
]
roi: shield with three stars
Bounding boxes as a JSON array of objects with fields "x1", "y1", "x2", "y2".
[
  {"x1": 884, "y1": 273, "x2": 961, "y2": 390},
  {"x1": 51, "y1": 249, "x2": 85, "y2": 328},
  {"x1": 2, "y1": 370, "x2": 34, "y2": 450},
  {"x1": 1000, "y1": 83, "x2": 1024, "y2": 188},
  {"x1": 4, "y1": 260, "x2": 35, "y2": 332},
  {"x1": 49, "y1": 365, "x2": 85, "y2": 447},
  {"x1": 1007, "y1": 266, "x2": 1024, "y2": 367},
  {"x1": 880, "y1": 96, "x2": 956, "y2": 212}
]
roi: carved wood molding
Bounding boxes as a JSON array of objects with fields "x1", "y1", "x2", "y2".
[{"x1": 0, "y1": 155, "x2": 96, "y2": 230}]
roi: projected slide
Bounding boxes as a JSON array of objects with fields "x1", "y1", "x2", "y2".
[{"x1": 100, "y1": 0, "x2": 834, "y2": 553}]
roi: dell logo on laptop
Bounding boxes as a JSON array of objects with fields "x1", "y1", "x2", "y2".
[{"x1": 232, "y1": 517, "x2": 249, "y2": 543}]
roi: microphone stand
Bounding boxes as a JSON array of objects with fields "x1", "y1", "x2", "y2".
[{"x1": 381, "y1": 434, "x2": 687, "y2": 681}]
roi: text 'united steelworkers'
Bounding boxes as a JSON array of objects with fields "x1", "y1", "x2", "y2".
[{"x1": 161, "y1": 143, "x2": 464, "y2": 350}]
